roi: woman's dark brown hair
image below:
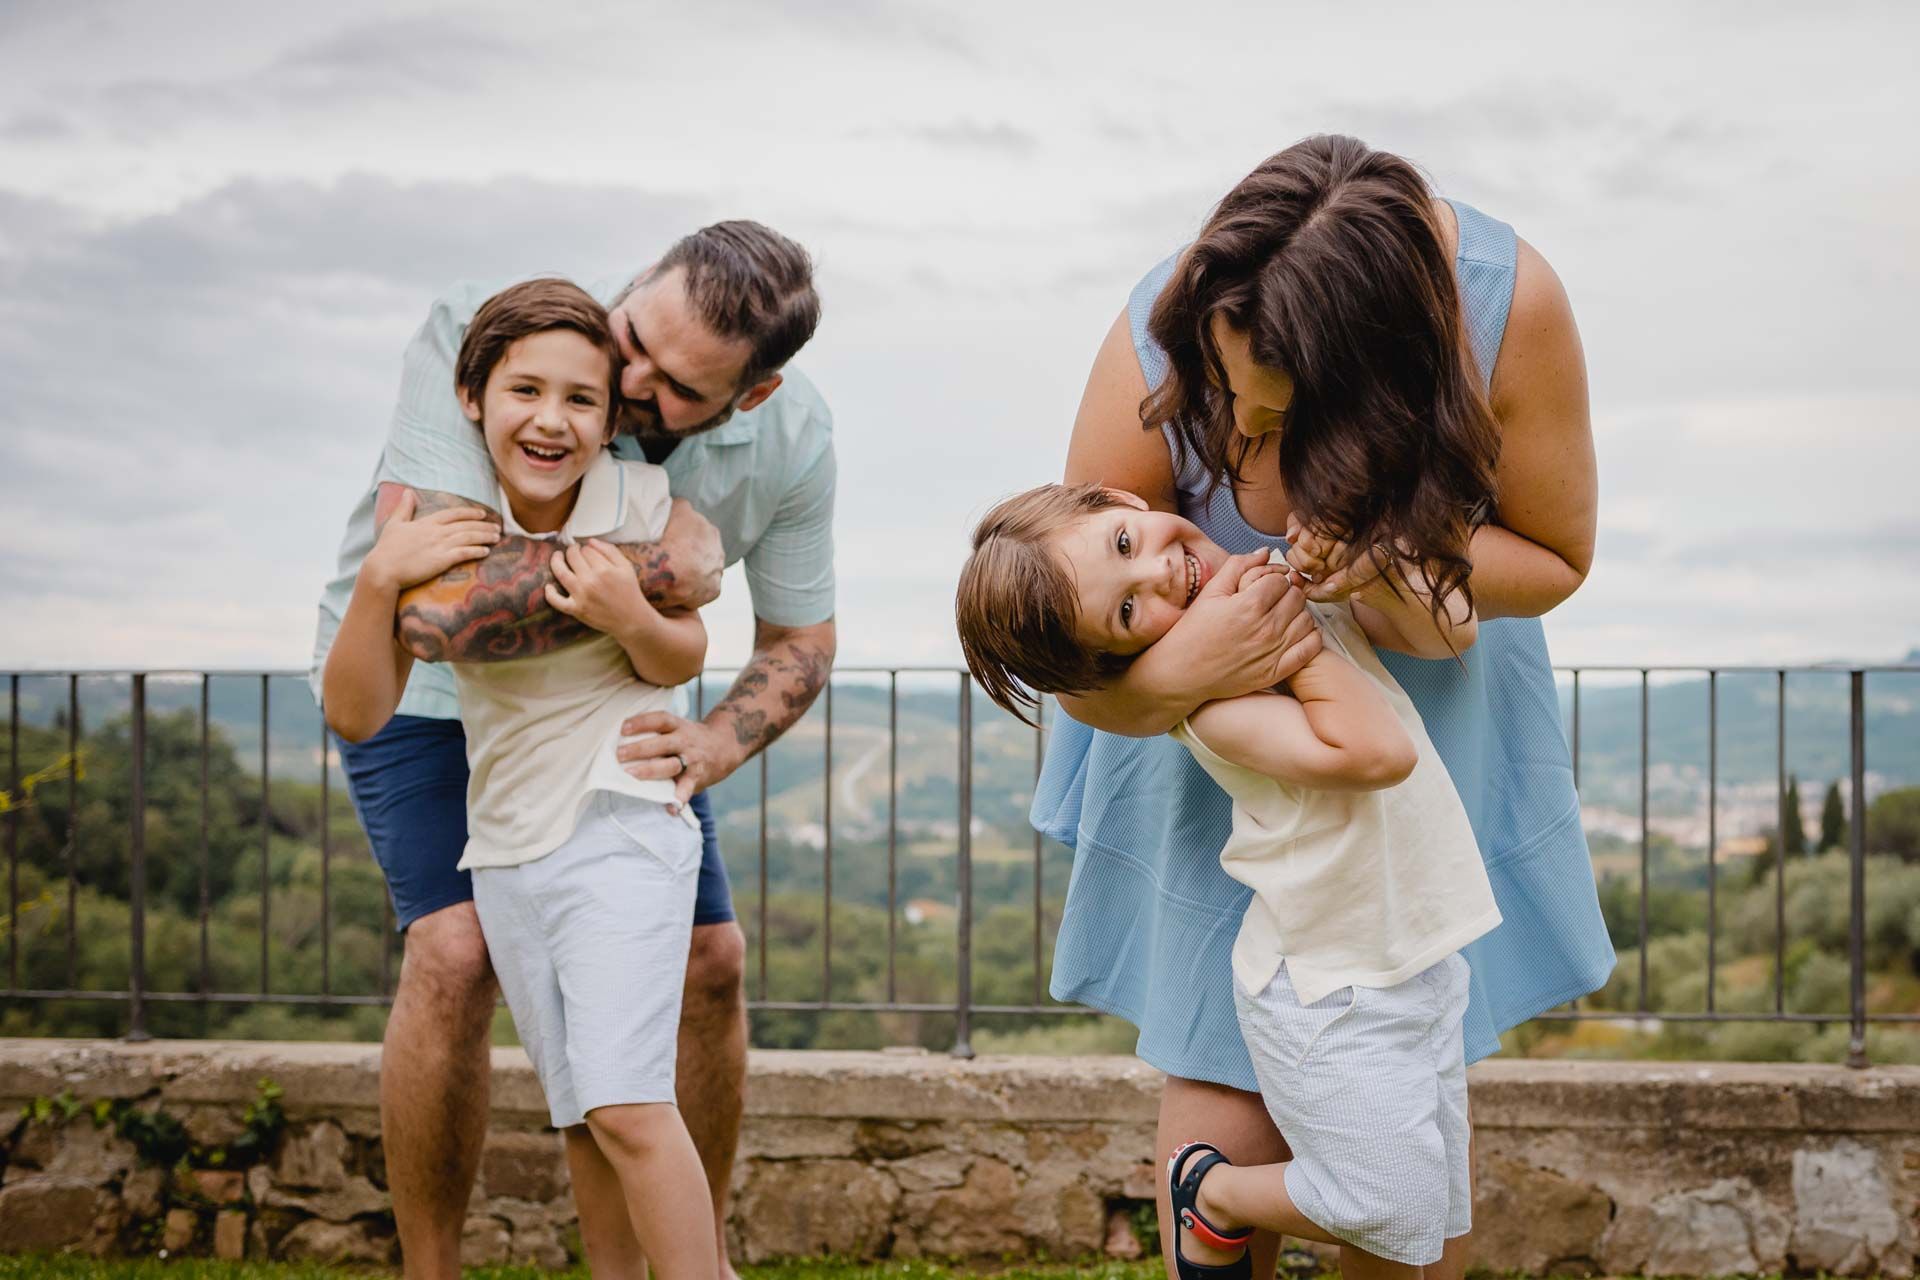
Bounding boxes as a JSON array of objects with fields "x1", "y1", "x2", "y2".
[{"x1": 1143, "y1": 134, "x2": 1499, "y2": 625}]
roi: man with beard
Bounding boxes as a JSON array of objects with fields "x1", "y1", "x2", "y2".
[{"x1": 310, "y1": 220, "x2": 834, "y2": 1280}]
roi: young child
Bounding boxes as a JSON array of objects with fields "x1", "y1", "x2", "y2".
[
  {"x1": 324, "y1": 278, "x2": 718, "y2": 1280},
  {"x1": 954, "y1": 482, "x2": 1503, "y2": 1279}
]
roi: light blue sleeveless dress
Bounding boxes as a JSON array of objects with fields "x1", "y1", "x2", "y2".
[{"x1": 1034, "y1": 200, "x2": 1616, "y2": 1087}]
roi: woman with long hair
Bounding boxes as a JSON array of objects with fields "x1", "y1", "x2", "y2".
[{"x1": 1035, "y1": 134, "x2": 1614, "y2": 1278}]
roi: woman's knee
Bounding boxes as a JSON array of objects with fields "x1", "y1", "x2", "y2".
[{"x1": 1159, "y1": 1076, "x2": 1291, "y2": 1165}]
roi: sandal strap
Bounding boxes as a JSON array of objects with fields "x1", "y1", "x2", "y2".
[
  {"x1": 1180, "y1": 1202, "x2": 1255, "y2": 1252},
  {"x1": 1168, "y1": 1141, "x2": 1256, "y2": 1280},
  {"x1": 1171, "y1": 1145, "x2": 1255, "y2": 1247}
]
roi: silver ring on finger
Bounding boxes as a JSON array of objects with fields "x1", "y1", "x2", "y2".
[{"x1": 672, "y1": 753, "x2": 687, "y2": 776}]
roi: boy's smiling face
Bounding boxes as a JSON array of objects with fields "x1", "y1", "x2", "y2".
[
  {"x1": 459, "y1": 328, "x2": 615, "y2": 533},
  {"x1": 1049, "y1": 494, "x2": 1230, "y2": 656}
]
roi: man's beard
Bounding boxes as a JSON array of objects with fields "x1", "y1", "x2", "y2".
[{"x1": 622, "y1": 395, "x2": 737, "y2": 442}]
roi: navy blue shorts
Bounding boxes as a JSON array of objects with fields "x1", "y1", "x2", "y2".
[{"x1": 335, "y1": 714, "x2": 734, "y2": 932}]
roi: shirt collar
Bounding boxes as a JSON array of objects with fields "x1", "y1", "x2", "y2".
[
  {"x1": 496, "y1": 449, "x2": 626, "y2": 540},
  {"x1": 699, "y1": 417, "x2": 758, "y2": 447}
]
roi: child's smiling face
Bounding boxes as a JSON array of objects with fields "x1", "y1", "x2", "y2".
[
  {"x1": 459, "y1": 328, "x2": 615, "y2": 533},
  {"x1": 1048, "y1": 494, "x2": 1230, "y2": 656}
]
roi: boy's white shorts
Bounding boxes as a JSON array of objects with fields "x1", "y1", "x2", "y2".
[
  {"x1": 1234, "y1": 953, "x2": 1473, "y2": 1267},
  {"x1": 472, "y1": 790, "x2": 702, "y2": 1128}
]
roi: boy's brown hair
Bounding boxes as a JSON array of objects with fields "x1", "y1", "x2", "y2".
[
  {"x1": 955, "y1": 483, "x2": 1139, "y2": 727},
  {"x1": 454, "y1": 278, "x2": 622, "y2": 429}
]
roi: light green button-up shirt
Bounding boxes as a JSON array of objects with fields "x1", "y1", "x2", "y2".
[{"x1": 310, "y1": 277, "x2": 836, "y2": 720}]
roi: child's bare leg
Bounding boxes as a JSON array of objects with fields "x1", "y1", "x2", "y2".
[
  {"x1": 1196, "y1": 1162, "x2": 1421, "y2": 1280},
  {"x1": 1159, "y1": 1078, "x2": 1292, "y2": 1276},
  {"x1": 586, "y1": 1103, "x2": 718, "y2": 1280},
  {"x1": 563, "y1": 1125, "x2": 647, "y2": 1280},
  {"x1": 1193, "y1": 1159, "x2": 1344, "y2": 1249}
]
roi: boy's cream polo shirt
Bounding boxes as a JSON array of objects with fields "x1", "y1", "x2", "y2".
[
  {"x1": 453, "y1": 452, "x2": 695, "y2": 871},
  {"x1": 1170, "y1": 599, "x2": 1503, "y2": 1006}
]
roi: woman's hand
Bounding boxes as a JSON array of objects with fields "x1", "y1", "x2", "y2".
[
  {"x1": 546, "y1": 538, "x2": 657, "y2": 641},
  {"x1": 1162, "y1": 551, "x2": 1323, "y2": 698},
  {"x1": 1283, "y1": 516, "x2": 1390, "y2": 604},
  {"x1": 361, "y1": 490, "x2": 499, "y2": 594}
]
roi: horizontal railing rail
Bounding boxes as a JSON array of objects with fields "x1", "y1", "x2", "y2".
[{"x1": 4, "y1": 662, "x2": 1916, "y2": 1065}]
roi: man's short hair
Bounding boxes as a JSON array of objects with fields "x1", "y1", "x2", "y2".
[
  {"x1": 954, "y1": 483, "x2": 1138, "y2": 727},
  {"x1": 455, "y1": 278, "x2": 621, "y2": 428},
  {"x1": 655, "y1": 220, "x2": 820, "y2": 389}
]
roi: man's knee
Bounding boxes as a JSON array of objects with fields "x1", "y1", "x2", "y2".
[
  {"x1": 684, "y1": 921, "x2": 745, "y2": 1011},
  {"x1": 400, "y1": 902, "x2": 496, "y2": 1006}
]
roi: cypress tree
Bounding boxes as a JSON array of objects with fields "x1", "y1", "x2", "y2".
[
  {"x1": 1819, "y1": 781, "x2": 1847, "y2": 852},
  {"x1": 1783, "y1": 775, "x2": 1807, "y2": 857}
]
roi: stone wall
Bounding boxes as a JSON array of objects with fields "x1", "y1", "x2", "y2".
[{"x1": 0, "y1": 1040, "x2": 1914, "y2": 1274}]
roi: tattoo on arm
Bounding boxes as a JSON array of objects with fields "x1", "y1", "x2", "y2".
[
  {"x1": 390, "y1": 487, "x2": 683, "y2": 663},
  {"x1": 708, "y1": 619, "x2": 836, "y2": 758},
  {"x1": 621, "y1": 542, "x2": 681, "y2": 609}
]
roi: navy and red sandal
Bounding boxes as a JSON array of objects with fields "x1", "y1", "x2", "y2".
[{"x1": 1167, "y1": 1141, "x2": 1254, "y2": 1280}]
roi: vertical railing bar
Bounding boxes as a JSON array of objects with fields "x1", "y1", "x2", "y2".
[
  {"x1": 822, "y1": 678, "x2": 832, "y2": 1006},
  {"x1": 1571, "y1": 669, "x2": 1581, "y2": 791},
  {"x1": 1569, "y1": 668, "x2": 1582, "y2": 1013},
  {"x1": 1638, "y1": 669, "x2": 1649, "y2": 1014},
  {"x1": 259, "y1": 674, "x2": 270, "y2": 996},
  {"x1": 199, "y1": 677, "x2": 211, "y2": 999},
  {"x1": 952, "y1": 673, "x2": 974, "y2": 1059},
  {"x1": 127, "y1": 674, "x2": 150, "y2": 1041},
  {"x1": 757, "y1": 750, "x2": 768, "y2": 1002},
  {"x1": 1706, "y1": 670, "x2": 1718, "y2": 1015},
  {"x1": 1032, "y1": 697, "x2": 1044, "y2": 1008},
  {"x1": 7, "y1": 672, "x2": 18, "y2": 992},
  {"x1": 320, "y1": 709, "x2": 331, "y2": 997},
  {"x1": 1775, "y1": 669, "x2": 1786, "y2": 1014},
  {"x1": 65, "y1": 675, "x2": 78, "y2": 989},
  {"x1": 1847, "y1": 671, "x2": 1868, "y2": 1068},
  {"x1": 886, "y1": 671, "x2": 898, "y2": 1005}
]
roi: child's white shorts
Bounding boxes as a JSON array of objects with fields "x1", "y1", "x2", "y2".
[
  {"x1": 472, "y1": 790, "x2": 701, "y2": 1128},
  {"x1": 1233, "y1": 952, "x2": 1472, "y2": 1267}
]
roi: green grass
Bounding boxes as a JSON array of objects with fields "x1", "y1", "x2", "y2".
[{"x1": 0, "y1": 1261, "x2": 1167, "y2": 1280}]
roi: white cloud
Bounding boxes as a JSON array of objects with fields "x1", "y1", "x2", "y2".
[{"x1": 0, "y1": 0, "x2": 1916, "y2": 674}]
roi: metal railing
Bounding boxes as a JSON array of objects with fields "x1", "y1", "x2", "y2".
[
  {"x1": 2, "y1": 663, "x2": 1915, "y2": 1065},
  {"x1": 1537, "y1": 665, "x2": 1919, "y2": 1069}
]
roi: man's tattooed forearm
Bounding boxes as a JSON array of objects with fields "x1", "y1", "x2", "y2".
[
  {"x1": 726, "y1": 708, "x2": 771, "y2": 749},
  {"x1": 395, "y1": 536, "x2": 591, "y2": 663},
  {"x1": 780, "y1": 644, "x2": 832, "y2": 713},
  {"x1": 633, "y1": 545, "x2": 679, "y2": 608},
  {"x1": 710, "y1": 637, "x2": 833, "y2": 757}
]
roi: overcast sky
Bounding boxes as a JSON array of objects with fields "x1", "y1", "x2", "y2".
[{"x1": 2, "y1": 0, "x2": 1916, "y2": 676}]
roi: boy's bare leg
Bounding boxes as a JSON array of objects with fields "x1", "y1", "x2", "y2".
[
  {"x1": 564, "y1": 1125, "x2": 647, "y2": 1280},
  {"x1": 678, "y1": 920, "x2": 748, "y2": 1280},
  {"x1": 586, "y1": 1103, "x2": 720, "y2": 1280},
  {"x1": 1196, "y1": 1163, "x2": 1420, "y2": 1280},
  {"x1": 1157, "y1": 1077, "x2": 1291, "y2": 1279},
  {"x1": 382, "y1": 903, "x2": 499, "y2": 1280},
  {"x1": 1429, "y1": 1231, "x2": 1473, "y2": 1280}
]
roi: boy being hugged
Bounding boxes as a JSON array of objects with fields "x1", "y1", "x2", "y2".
[
  {"x1": 956, "y1": 482, "x2": 1502, "y2": 1279},
  {"x1": 325, "y1": 279, "x2": 717, "y2": 1280}
]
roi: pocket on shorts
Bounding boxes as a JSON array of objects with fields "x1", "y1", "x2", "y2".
[
  {"x1": 602, "y1": 793, "x2": 702, "y2": 877},
  {"x1": 1246, "y1": 965, "x2": 1362, "y2": 1070}
]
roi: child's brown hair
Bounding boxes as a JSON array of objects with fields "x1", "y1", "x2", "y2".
[
  {"x1": 454, "y1": 278, "x2": 622, "y2": 430},
  {"x1": 955, "y1": 483, "x2": 1140, "y2": 726}
]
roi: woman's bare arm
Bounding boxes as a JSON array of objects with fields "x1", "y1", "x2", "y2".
[{"x1": 1473, "y1": 239, "x2": 1597, "y2": 620}]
